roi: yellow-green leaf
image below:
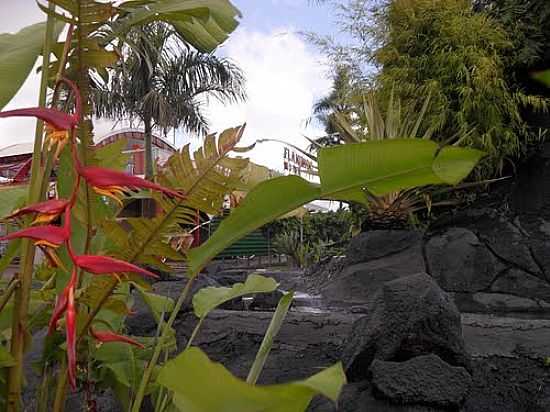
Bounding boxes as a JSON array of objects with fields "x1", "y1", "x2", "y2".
[
  {"x1": 115, "y1": 0, "x2": 241, "y2": 52},
  {"x1": 158, "y1": 347, "x2": 346, "y2": 412},
  {"x1": 187, "y1": 176, "x2": 321, "y2": 276},
  {"x1": 136, "y1": 288, "x2": 175, "y2": 323},
  {"x1": 0, "y1": 22, "x2": 62, "y2": 110},
  {"x1": 192, "y1": 274, "x2": 278, "y2": 319}
]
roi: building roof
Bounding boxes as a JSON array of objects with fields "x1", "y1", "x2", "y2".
[
  {"x1": 96, "y1": 128, "x2": 177, "y2": 152},
  {"x1": 0, "y1": 142, "x2": 34, "y2": 158}
]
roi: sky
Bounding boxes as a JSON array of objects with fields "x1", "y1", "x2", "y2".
[{"x1": 0, "y1": 0, "x2": 338, "y2": 172}]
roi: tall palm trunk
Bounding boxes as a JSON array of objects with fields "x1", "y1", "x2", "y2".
[{"x1": 143, "y1": 112, "x2": 154, "y2": 180}]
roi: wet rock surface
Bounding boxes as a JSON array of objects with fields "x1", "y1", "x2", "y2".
[
  {"x1": 320, "y1": 231, "x2": 425, "y2": 306},
  {"x1": 370, "y1": 354, "x2": 471, "y2": 408},
  {"x1": 425, "y1": 228, "x2": 500, "y2": 292},
  {"x1": 342, "y1": 273, "x2": 469, "y2": 381}
]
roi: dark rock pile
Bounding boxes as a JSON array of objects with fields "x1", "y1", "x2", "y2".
[
  {"x1": 315, "y1": 210, "x2": 550, "y2": 314},
  {"x1": 341, "y1": 273, "x2": 472, "y2": 410}
]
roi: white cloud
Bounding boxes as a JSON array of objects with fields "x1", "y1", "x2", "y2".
[
  {"x1": 206, "y1": 27, "x2": 331, "y2": 171},
  {"x1": 0, "y1": 14, "x2": 331, "y2": 173}
]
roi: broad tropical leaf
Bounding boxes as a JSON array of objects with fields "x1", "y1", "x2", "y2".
[
  {"x1": 187, "y1": 176, "x2": 320, "y2": 275},
  {"x1": 318, "y1": 139, "x2": 484, "y2": 197},
  {"x1": 116, "y1": 0, "x2": 241, "y2": 52},
  {"x1": 188, "y1": 139, "x2": 485, "y2": 274},
  {"x1": 157, "y1": 347, "x2": 346, "y2": 412},
  {"x1": 0, "y1": 22, "x2": 63, "y2": 110},
  {"x1": 136, "y1": 287, "x2": 175, "y2": 323},
  {"x1": 192, "y1": 274, "x2": 278, "y2": 319}
]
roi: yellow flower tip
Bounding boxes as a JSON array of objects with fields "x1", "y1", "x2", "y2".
[
  {"x1": 34, "y1": 239, "x2": 60, "y2": 249},
  {"x1": 44, "y1": 129, "x2": 70, "y2": 159},
  {"x1": 32, "y1": 213, "x2": 59, "y2": 225},
  {"x1": 93, "y1": 186, "x2": 125, "y2": 207},
  {"x1": 40, "y1": 246, "x2": 65, "y2": 270}
]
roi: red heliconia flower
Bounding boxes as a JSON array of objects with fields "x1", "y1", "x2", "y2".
[
  {"x1": 73, "y1": 255, "x2": 158, "y2": 279},
  {"x1": 5, "y1": 199, "x2": 69, "y2": 225},
  {"x1": 48, "y1": 268, "x2": 78, "y2": 336},
  {"x1": 48, "y1": 291, "x2": 67, "y2": 336},
  {"x1": 0, "y1": 225, "x2": 69, "y2": 268},
  {"x1": 66, "y1": 282, "x2": 77, "y2": 391},
  {"x1": 76, "y1": 165, "x2": 185, "y2": 206},
  {"x1": 0, "y1": 107, "x2": 78, "y2": 131},
  {"x1": 89, "y1": 328, "x2": 144, "y2": 349},
  {"x1": 0, "y1": 225, "x2": 69, "y2": 248}
]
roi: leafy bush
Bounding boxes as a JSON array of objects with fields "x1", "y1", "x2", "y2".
[{"x1": 375, "y1": 0, "x2": 547, "y2": 176}]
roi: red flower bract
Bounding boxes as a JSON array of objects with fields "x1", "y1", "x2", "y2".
[
  {"x1": 0, "y1": 225, "x2": 69, "y2": 247},
  {"x1": 73, "y1": 255, "x2": 158, "y2": 278},
  {"x1": 90, "y1": 328, "x2": 145, "y2": 349},
  {"x1": 66, "y1": 284, "x2": 77, "y2": 391},
  {"x1": 78, "y1": 166, "x2": 185, "y2": 200},
  {"x1": 0, "y1": 108, "x2": 77, "y2": 131},
  {"x1": 48, "y1": 291, "x2": 68, "y2": 336},
  {"x1": 6, "y1": 199, "x2": 69, "y2": 223}
]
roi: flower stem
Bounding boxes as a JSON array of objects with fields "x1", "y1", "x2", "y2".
[
  {"x1": 0, "y1": 279, "x2": 20, "y2": 313},
  {"x1": 6, "y1": 5, "x2": 56, "y2": 410},
  {"x1": 52, "y1": 361, "x2": 68, "y2": 412}
]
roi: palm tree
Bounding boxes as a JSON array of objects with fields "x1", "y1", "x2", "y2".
[
  {"x1": 92, "y1": 23, "x2": 246, "y2": 179},
  {"x1": 308, "y1": 66, "x2": 358, "y2": 152}
]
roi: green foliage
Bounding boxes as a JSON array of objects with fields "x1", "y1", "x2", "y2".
[
  {"x1": 0, "y1": 346, "x2": 15, "y2": 368},
  {"x1": 247, "y1": 292, "x2": 294, "y2": 385},
  {"x1": 475, "y1": 0, "x2": 550, "y2": 93},
  {"x1": 374, "y1": 0, "x2": 547, "y2": 175},
  {"x1": 0, "y1": 22, "x2": 62, "y2": 110},
  {"x1": 265, "y1": 210, "x2": 353, "y2": 248},
  {"x1": 157, "y1": 347, "x2": 346, "y2": 412},
  {"x1": 192, "y1": 274, "x2": 278, "y2": 319},
  {"x1": 92, "y1": 22, "x2": 246, "y2": 138},
  {"x1": 114, "y1": 0, "x2": 242, "y2": 53},
  {"x1": 136, "y1": 288, "x2": 175, "y2": 324},
  {"x1": 188, "y1": 139, "x2": 484, "y2": 274},
  {"x1": 99, "y1": 126, "x2": 249, "y2": 272},
  {"x1": 272, "y1": 232, "x2": 324, "y2": 268}
]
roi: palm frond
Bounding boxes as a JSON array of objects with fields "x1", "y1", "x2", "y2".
[{"x1": 101, "y1": 125, "x2": 249, "y2": 270}]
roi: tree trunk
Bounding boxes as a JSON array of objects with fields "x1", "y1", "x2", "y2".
[
  {"x1": 143, "y1": 113, "x2": 156, "y2": 218},
  {"x1": 144, "y1": 113, "x2": 154, "y2": 180}
]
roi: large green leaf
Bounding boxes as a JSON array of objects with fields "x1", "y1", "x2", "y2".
[
  {"x1": 187, "y1": 176, "x2": 320, "y2": 275},
  {"x1": 157, "y1": 347, "x2": 346, "y2": 412},
  {"x1": 0, "y1": 22, "x2": 62, "y2": 110},
  {"x1": 192, "y1": 274, "x2": 278, "y2": 319},
  {"x1": 116, "y1": 0, "x2": 241, "y2": 52},
  {"x1": 0, "y1": 186, "x2": 28, "y2": 217},
  {"x1": 136, "y1": 287, "x2": 175, "y2": 323},
  {"x1": 188, "y1": 139, "x2": 484, "y2": 275},
  {"x1": 318, "y1": 139, "x2": 484, "y2": 197}
]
